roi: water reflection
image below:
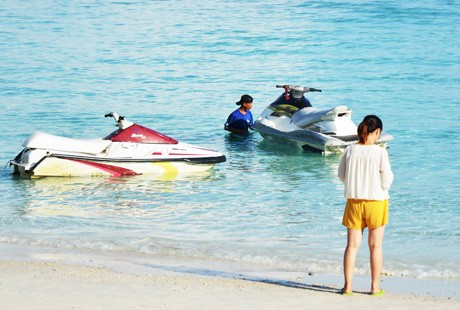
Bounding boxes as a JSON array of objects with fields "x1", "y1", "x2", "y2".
[
  {"x1": 223, "y1": 132, "x2": 260, "y2": 154},
  {"x1": 222, "y1": 132, "x2": 343, "y2": 210},
  {"x1": 7, "y1": 170, "x2": 216, "y2": 219},
  {"x1": 256, "y1": 138, "x2": 341, "y2": 180}
]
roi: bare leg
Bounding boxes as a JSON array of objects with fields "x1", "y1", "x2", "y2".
[
  {"x1": 368, "y1": 225, "x2": 385, "y2": 293},
  {"x1": 343, "y1": 228, "x2": 363, "y2": 292}
]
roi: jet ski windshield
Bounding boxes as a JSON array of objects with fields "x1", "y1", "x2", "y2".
[
  {"x1": 269, "y1": 93, "x2": 312, "y2": 110},
  {"x1": 267, "y1": 93, "x2": 312, "y2": 117}
]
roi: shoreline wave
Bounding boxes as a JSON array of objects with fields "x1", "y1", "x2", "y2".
[{"x1": 1, "y1": 237, "x2": 459, "y2": 281}]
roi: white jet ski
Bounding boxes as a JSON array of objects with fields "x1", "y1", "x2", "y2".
[
  {"x1": 10, "y1": 112, "x2": 226, "y2": 178},
  {"x1": 253, "y1": 85, "x2": 393, "y2": 155}
]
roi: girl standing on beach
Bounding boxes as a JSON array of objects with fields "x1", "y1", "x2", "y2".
[{"x1": 337, "y1": 115, "x2": 394, "y2": 296}]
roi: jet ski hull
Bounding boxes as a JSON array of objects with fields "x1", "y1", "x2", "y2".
[
  {"x1": 254, "y1": 121, "x2": 392, "y2": 155},
  {"x1": 11, "y1": 152, "x2": 225, "y2": 178}
]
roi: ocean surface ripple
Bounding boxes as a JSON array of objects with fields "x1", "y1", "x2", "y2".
[{"x1": 0, "y1": 0, "x2": 459, "y2": 281}]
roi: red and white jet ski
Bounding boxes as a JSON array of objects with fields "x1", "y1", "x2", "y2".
[{"x1": 10, "y1": 112, "x2": 226, "y2": 178}]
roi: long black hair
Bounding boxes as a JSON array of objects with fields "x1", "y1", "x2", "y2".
[{"x1": 357, "y1": 115, "x2": 383, "y2": 143}]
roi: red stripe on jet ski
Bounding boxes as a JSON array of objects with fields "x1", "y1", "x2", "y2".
[{"x1": 68, "y1": 159, "x2": 140, "y2": 176}]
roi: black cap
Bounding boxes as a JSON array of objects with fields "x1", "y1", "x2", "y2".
[{"x1": 236, "y1": 94, "x2": 253, "y2": 105}]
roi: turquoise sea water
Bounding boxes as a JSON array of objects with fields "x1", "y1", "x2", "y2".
[{"x1": 1, "y1": 0, "x2": 459, "y2": 291}]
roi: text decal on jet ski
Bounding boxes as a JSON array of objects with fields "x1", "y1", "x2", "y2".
[{"x1": 131, "y1": 133, "x2": 145, "y2": 139}]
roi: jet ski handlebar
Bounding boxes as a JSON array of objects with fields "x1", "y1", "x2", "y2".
[
  {"x1": 276, "y1": 85, "x2": 322, "y2": 93},
  {"x1": 104, "y1": 112, "x2": 124, "y2": 121},
  {"x1": 104, "y1": 112, "x2": 133, "y2": 129}
]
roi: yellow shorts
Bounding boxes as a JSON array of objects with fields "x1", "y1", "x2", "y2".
[{"x1": 342, "y1": 199, "x2": 389, "y2": 230}]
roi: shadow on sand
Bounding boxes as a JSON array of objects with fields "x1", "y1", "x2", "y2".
[{"x1": 140, "y1": 262, "x2": 355, "y2": 295}]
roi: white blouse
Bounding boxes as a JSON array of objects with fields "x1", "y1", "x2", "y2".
[{"x1": 338, "y1": 144, "x2": 394, "y2": 200}]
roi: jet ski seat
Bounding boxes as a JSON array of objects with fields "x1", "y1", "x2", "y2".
[
  {"x1": 291, "y1": 106, "x2": 350, "y2": 128},
  {"x1": 22, "y1": 132, "x2": 112, "y2": 155}
]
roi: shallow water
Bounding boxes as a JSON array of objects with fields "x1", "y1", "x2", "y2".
[{"x1": 1, "y1": 0, "x2": 459, "y2": 282}]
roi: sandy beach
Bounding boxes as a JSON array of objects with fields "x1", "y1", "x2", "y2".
[{"x1": 1, "y1": 260, "x2": 458, "y2": 310}]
